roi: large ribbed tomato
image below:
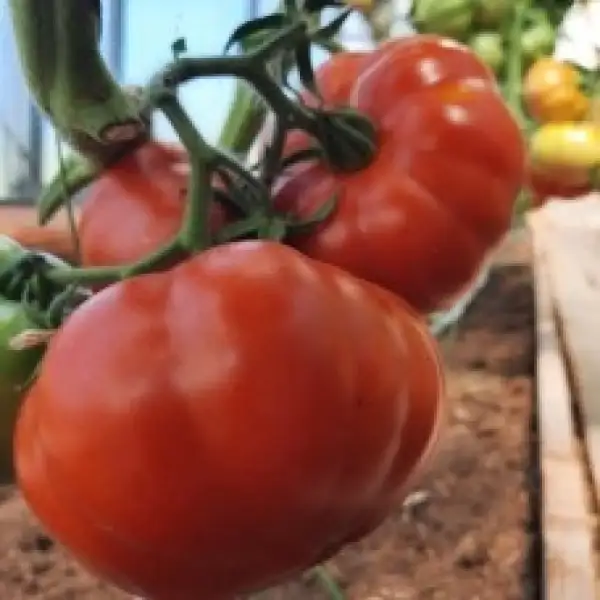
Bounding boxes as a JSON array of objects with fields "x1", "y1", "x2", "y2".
[
  {"x1": 15, "y1": 241, "x2": 443, "y2": 600},
  {"x1": 78, "y1": 141, "x2": 228, "y2": 268},
  {"x1": 275, "y1": 35, "x2": 526, "y2": 313}
]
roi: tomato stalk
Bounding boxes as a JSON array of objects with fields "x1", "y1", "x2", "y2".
[
  {"x1": 7, "y1": 0, "x2": 149, "y2": 166},
  {"x1": 17, "y1": 2, "x2": 377, "y2": 290},
  {"x1": 146, "y1": 20, "x2": 377, "y2": 172},
  {"x1": 37, "y1": 4, "x2": 370, "y2": 226}
]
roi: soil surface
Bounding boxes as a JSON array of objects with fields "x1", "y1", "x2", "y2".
[{"x1": 0, "y1": 236, "x2": 537, "y2": 600}]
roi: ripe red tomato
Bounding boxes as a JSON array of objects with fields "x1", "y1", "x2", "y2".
[
  {"x1": 275, "y1": 35, "x2": 526, "y2": 313},
  {"x1": 303, "y1": 51, "x2": 367, "y2": 108},
  {"x1": 16, "y1": 241, "x2": 443, "y2": 600},
  {"x1": 526, "y1": 165, "x2": 592, "y2": 208},
  {"x1": 78, "y1": 141, "x2": 228, "y2": 268}
]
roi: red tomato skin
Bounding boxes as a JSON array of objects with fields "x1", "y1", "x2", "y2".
[
  {"x1": 284, "y1": 52, "x2": 368, "y2": 159},
  {"x1": 79, "y1": 142, "x2": 227, "y2": 268},
  {"x1": 526, "y1": 165, "x2": 592, "y2": 208},
  {"x1": 15, "y1": 241, "x2": 443, "y2": 600},
  {"x1": 275, "y1": 36, "x2": 526, "y2": 313},
  {"x1": 303, "y1": 51, "x2": 367, "y2": 107}
]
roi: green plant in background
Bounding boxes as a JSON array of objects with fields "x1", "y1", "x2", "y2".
[
  {"x1": 411, "y1": 0, "x2": 475, "y2": 40},
  {"x1": 473, "y1": 0, "x2": 512, "y2": 27},
  {"x1": 468, "y1": 31, "x2": 504, "y2": 73},
  {"x1": 521, "y1": 8, "x2": 556, "y2": 67}
]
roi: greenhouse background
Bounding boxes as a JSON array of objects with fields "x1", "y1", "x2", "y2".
[{"x1": 0, "y1": 0, "x2": 413, "y2": 202}]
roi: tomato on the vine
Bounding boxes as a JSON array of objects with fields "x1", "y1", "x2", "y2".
[
  {"x1": 275, "y1": 36, "x2": 526, "y2": 313},
  {"x1": 15, "y1": 240, "x2": 443, "y2": 600},
  {"x1": 78, "y1": 141, "x2": 229, "y2": 268}
]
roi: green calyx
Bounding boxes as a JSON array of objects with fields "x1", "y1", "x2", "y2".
[
  {"x1": 312, "y1": 108, "x2": 378, "y2": 172},
  {"x1": 0, "y1": 236, "x2": 91, "y2": 329}
]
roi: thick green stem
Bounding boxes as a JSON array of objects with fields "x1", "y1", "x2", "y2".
[
  {"x1": 8, "y1": 0, "x2": 147, "y2": 166},
  {"x1": 158, "y1": 94, "x2": 215, "y2": 251}
]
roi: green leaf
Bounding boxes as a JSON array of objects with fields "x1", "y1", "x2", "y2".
[
  {"x1": 223, "y1": 14, "x2": 287, "y2": 54},
  {"x1": 239, "y1": 29, "x2": 274, "y2": 53},
  {"x1": 312, "y1": 8, "x2": 353, "y2": 42},
  {"x1": 172, "y1": 37, "x2": 187, "y2": 60},
  {"x1": 288, "y1": 193, "x2": 338, "y2": 235},
  {"x1": 295, "y1": 41, "x2": 317, "y2": 95},
  {"x1": 303, "y1": 0, "x2": 345, "y2": 13}
]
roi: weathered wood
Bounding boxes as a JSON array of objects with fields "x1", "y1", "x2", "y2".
[
  {"x1": 532, "y1": 203, "x2": 600, "y2": 495},
  {"x1": 529, "y1": 212, "x2": 598, "y2": 599}
]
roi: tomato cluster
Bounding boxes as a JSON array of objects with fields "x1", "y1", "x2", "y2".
[
  {"x1": 81, "y1": 36, "x2": 525, "y2": 313},
  {"x1": 6, "y1": 34, "x2": 526, "y2": 600}
]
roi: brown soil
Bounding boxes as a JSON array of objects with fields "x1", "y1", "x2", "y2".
[{"x1": 0, "y1": 237, "x2": 537, "y2": 600}]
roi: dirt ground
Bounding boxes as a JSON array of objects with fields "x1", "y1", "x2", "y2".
[{"x1": 0, "y1": 235, "x2": 537, "y2": 600}]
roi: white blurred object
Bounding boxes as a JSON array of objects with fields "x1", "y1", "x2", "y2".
[
  {"x1": 390, "y1": 0, "x2": 416, "y2": 37},
  {"x1": 554, "y1": 0, "x2": 600, "y2": 69}
]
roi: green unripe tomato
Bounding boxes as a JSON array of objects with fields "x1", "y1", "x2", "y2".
[
  {"x1": 522, "y1": 20, "x2": 556, "y2": 65},
  {"x1": 469, "y1": 31, "x2": 505, "y2": 74},
  {"x1": 474, "y1": 0, "x2": 512, "y2": 28},
  {"x1": 412, "y1": 0, "x2": 475, "y2": 40}
]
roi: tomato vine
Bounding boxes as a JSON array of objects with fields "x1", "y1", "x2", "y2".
[{"x1": 7, "y1": 0, "x2": 379, "y2": 295}]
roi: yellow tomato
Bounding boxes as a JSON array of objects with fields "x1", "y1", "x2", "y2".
[
  {"x1": 523, "y1": 58, "x2": 590, "y2": 124},
  {"x1": 529, "y1": 122, "x2": 600, "y2": 188}
]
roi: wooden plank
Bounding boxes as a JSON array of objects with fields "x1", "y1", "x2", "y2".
[
  {"x1": 532, "y1": 209, "x2": 600, "y2": 496},
  {"x1": 528, "y1": 214, "x2": 598, "y2": 599}
]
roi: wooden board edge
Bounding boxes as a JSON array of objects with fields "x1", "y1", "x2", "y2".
[
  {"x1": 528, "y1": 216, "x2": 599, "y2": 598},
  {"x1": 530, "y1": 213, "x2": 600, "y2": 497}
]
